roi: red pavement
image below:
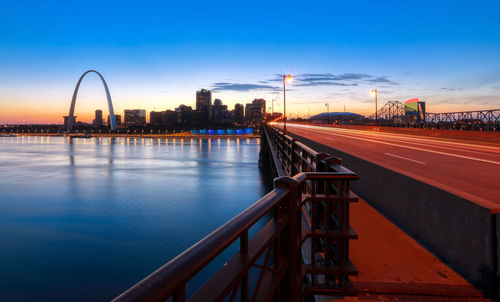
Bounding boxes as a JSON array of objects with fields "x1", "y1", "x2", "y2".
[
  {"x1": 282, "y1": 123, "x2": 500, "y2": 210},
  {"x1": 348, "y1": 199, "x2": 486, "y2": 301}
]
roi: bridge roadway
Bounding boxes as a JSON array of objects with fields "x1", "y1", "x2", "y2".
[{"x1": 281, "y1": 123, "x2": 500, "y2": 209}]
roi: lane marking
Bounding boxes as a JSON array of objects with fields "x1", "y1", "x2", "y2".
[
  {"x1": 299, "y1": 127, "x2": 500, "y2": 165},
  {"x1": 384, "y1": 153, "x2": 426, "y2": 164}
]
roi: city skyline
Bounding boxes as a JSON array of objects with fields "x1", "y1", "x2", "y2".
[{"x1": 1, "y1": 1, "x2": 500, "y2": 124}]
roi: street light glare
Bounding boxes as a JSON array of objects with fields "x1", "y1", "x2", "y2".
[
  {"x1": 371, "y1": 89, "x2": 376, "y2": 95},
  {"x1": 286, "y1": 75, "x2": 293, "y2": 84}
]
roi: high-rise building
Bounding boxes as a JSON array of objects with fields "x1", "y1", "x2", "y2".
[
  {"x1": 196, "y1": 89, "x2": 212, "y2": 111},
  {"x1": 196, "y1": 89, "x2": 212, "y2": 124},
  {"x1": 124, "y1": 109, "x2": 146, "y2": 126},
  {"x1": 93, "y1": 110, "x2": 103, "y2": 127},
  {"x1": 245, "y1": 99, "x2": 266, "y2": 125},
  {"x1": 149, "y1": 111, "x2": 163, "y2": 125},
  {"x1": 234, "y1": 103, "x2": 244, "y2": 125},
  {"x1": 252, "y1": 98, "x2": 266, "y2": 114}
]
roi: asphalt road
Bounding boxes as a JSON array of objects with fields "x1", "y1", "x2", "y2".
[{"x1": 282, "y1": 123, "x2": 500, "y2": 208}]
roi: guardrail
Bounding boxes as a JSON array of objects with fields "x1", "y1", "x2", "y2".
[{"x1": 113, "y1": 124, "x2": 359, "y2": 301}]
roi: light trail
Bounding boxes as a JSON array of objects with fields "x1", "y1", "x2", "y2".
[{"x1": 288, "y1": 125, "x2": 500, "y2": 165}]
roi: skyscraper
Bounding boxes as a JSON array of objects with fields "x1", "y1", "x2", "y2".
[
  {"x1": 234, "y1": 103, "x2": 244, "y2": 125},
  {"x1": 196, "y1": 89, "x2": 212, "y2": 111},
  {"x1": 93, "y1": 110, "x2": 103, "y2": 127},
  {"x1": 252, "y1": 99, "x2": 266, "y2": 114},
  {"x1": 245, "y1": 99, "x2": 266, "y2": 125},
  {"x1": 196, "y1": 89, "x2": 212, "y2": 123}
]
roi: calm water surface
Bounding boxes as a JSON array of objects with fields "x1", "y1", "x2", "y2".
[{"x1": 0, "y1": 136, "x2": 271, "y2": 301}]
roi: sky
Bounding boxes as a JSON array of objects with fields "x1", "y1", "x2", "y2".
[{"x1": 1, "y1": 0, "x2": 499, "y2": 124}]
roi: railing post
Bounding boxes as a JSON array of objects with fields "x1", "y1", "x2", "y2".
[
  {"x1": 315, "y1": 152, "x2": 329, "y2": 173},
  {"x1": 240, "y1": 230, "x2": 249, "y2": 302},
  {"x1": 274, "y1": 176, "x2": 300, "y2": 302},
  {"x1": 290, "y1": 138, "x2": 298, "y2": 175}
]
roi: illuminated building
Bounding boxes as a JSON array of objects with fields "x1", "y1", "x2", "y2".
[{"x1": 124, "y1": 109, "x2": 146, "y2": 126}]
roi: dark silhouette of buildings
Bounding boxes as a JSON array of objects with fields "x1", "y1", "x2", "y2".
[{"x1": 62, "y1": 88, "x2": 269, "y2": 130}]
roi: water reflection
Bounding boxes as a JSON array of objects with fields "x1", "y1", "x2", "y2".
[{"x1": 0, "y1": 136, "x2": 270, "y2": 302}]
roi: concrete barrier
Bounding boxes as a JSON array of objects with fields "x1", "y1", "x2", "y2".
[{"x1": 289, "y1": 133, "x2": 497, "y2": 295}]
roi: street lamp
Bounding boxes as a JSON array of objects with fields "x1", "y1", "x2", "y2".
[
  {"x1": 283, "y1": 74, "x2": 293, "y2": 131},
  {"x1": 371, "y1": 89, "x2": 378, "y2": 125}
]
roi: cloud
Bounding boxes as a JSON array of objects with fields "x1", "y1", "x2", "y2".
[
  {"x1": 300, "y1": 73, "x2": 371, "y2": 82},
  {"x1": 297, "y1": 81, "x2": 358, "y2": 87},
  {"x1": 211, "y1": 82, "x2": 278, "y2": 92},
  {"x1": 367, "y1": 76, "x2": 399, "y2": 85},
  {"x1": 440, "y1": 87, "x2": 464, "y2": 91},
  {"x1": 264, "y1": 73, "x2": 398, "y2": 87},
  {"x1": 211, "y1": 72, "x2": 400, "y2": 93}
]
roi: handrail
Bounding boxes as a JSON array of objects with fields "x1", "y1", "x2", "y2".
[{"x1": 113, "y1": 187, "x2": 289, "y2": 302}]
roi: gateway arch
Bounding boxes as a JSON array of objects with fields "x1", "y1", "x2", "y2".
[{"x1": 66, "y1": 70, "x2": 117, "y2": 132}]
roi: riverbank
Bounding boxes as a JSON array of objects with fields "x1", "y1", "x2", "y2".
[{"x1": 1, "y1": 133, "x2": 260, "y2": 139}]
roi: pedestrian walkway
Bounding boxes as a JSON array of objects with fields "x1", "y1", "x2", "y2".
[{"x1": 346, "y1": 199, "x2": 487, "y2": 301}]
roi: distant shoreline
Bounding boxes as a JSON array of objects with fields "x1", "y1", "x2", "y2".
[{"x1": 1, "y1": 133, "x2": 261, "y2": 139}]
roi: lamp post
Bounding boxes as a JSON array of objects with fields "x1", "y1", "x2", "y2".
[
  {"x1": 283, "y1": 74, "x2": 293, "y2": 132},
  {"x1": 325, "y1": 103, "x2": 330, "y2": 125},
  {"x1": 371, "y1": 89, "x2": 378, "y2": 125}
]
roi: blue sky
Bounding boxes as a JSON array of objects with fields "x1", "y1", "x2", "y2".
[{"x1": 1, "y1": 0, "x2": 499, "y2": 123}]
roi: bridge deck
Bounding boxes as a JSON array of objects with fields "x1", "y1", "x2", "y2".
[{"x1": 281, "y1": 123, "x2": 500, "y2": 209}]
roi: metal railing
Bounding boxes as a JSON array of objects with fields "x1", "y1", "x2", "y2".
[
  {"x1": 113, "y1": 125, "x2": 359, "y2": 301},
  {"x1": 263, "y1": 125, "x2": 359, "y2": 297}
]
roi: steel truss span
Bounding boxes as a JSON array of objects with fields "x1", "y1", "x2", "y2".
[
  {"x1": 368, "y1": 101, "x2": 499, "y2": 130},
  {"x1": 426, "y1": 109, "x2": 500, "y2": 127},
  {"x1": 66, "y1": 70, "x2": 116, "y2": 132}
]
